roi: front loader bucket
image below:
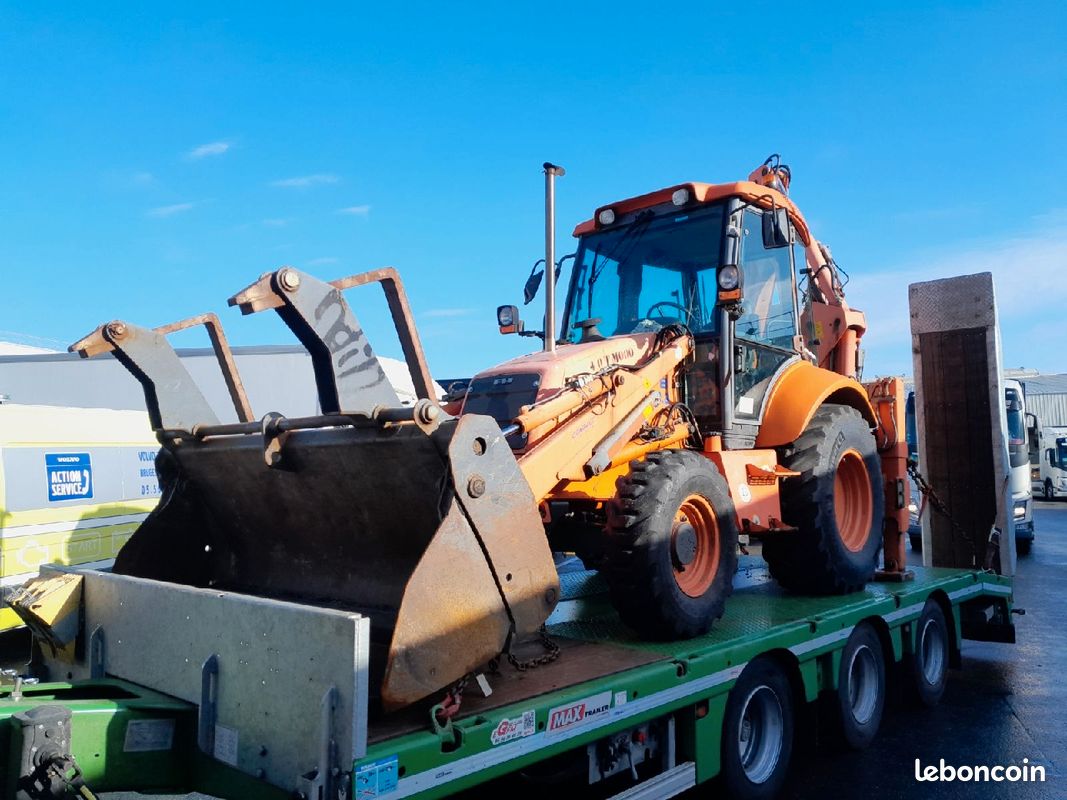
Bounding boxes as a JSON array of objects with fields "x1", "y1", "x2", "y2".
[
  {"x1": 117, "y1": 410, "x2": 558, "y2": 709},
  {"x1": 69, "y1": 267, "x2": 559, "y2": 710}
]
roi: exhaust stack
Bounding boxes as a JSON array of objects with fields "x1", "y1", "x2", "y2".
[{"x1": 543, "y1": 162, "x2": 565, "y2": 353}]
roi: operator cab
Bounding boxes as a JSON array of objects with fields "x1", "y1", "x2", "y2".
[
  {"x1": 561, "y1": 192, "x2": 803, "y2": 444},
  {"x1": 495, "y1": 158, "x2": 810, "y2": 447}
]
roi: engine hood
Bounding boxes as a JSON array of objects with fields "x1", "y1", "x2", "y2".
[{"x1": 469, "y1": 333, "x2": 660, "y2": 397}]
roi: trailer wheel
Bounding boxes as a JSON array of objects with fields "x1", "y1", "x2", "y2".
[
  {"x1": 836, "y1": 623, "x2": 885, "y2": 749},
  {"x1": 605, "y1": 450, "x2": 738, "y2": 639},
  {"x1": 720, "y1": 658, "x2": 795, "y2": 800},
  {"x1": 907, "y1": 599, "x2": 949, "y2": 708},
  {"x1": 764, "y1": 404, "x2": 883, "y2": 594}
]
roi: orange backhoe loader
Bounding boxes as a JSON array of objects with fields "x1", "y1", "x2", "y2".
[
  {"x1": 71, "y1": 156, "x2": 909, "y2": 713},
  {"x1": 474, "y1": 155, "x2": 909, "y2": 635}
]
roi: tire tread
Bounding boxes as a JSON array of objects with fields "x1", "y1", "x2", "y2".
[{"x1": 604, "y1": 450, "x2": 738, "y2": 639}]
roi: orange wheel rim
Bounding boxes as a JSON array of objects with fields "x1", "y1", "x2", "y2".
[
  {"x1": 671, "y1": 494, "x2": 720, "y2": 598},
  {"x1": 834, "y1": 449, "x2": 873, "y2": 552}
]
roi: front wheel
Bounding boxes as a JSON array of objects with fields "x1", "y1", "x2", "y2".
[
  {"x1": 764, "y1": 404, "x2": 884, "y2": 595},
  {"x1": 604, "y1": 450, "x2": 739, "y2": 640},
  {"x1": 1045, "y1": 480, "x2": 1054, "y2": 501}
]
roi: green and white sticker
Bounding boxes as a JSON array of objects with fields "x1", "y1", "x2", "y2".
[{"x1": 490, "y1": 709, "x2": 535, "y2": 746}]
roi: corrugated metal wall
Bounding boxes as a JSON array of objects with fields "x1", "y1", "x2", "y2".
[
  {"x1": 0, "y1": 346, "x2": 320, "y2": 422},
  {"x1": 0, "y1": 346, "x2": 439, "y2": 421},
  {"x1": 1027, "y1": 393, "x2": 1067, "y2": 427}
]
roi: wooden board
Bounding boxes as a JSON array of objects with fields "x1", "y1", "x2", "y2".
[{"x1": 909, "y1": 272, "x2": 1014, "y2": 575}]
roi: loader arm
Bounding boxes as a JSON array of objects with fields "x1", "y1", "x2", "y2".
[{"x1": 507, "y1": 329, "x2": 696, "y2": 502}]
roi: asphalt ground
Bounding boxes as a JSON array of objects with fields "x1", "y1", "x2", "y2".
[
  {"x1": 1, "y1": 502, "x2": 1062, "y2": 798},
  {"x1": 778, "y1": 499, "x2": 1066, "y2": 800}
]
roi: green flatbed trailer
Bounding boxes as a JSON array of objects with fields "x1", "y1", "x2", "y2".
[{"x1": 1, "y1": 560, "x2": 1014, "y2": 799}]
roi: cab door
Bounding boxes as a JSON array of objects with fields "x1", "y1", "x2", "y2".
[{"x1": 731, "y1": 208, "x2": 801, "y2": 426}]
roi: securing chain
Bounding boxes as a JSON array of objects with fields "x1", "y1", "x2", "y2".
[
  {"x1": 434, "y1": 672, "x2": 471, "y2": 725},
  {"x1": 505, "y1": 625, "x2": 561, "y2": 673},
  {"x1": 431, "y1": 626, "x2": 560, "y2": 733},
  {"x1": 907, "y1": 458, "x2": 974, "y2": 546}
]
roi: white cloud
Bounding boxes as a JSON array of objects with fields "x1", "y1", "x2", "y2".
[
  {"x1": 336, "y1": 204, "x2": 370, "y2": 216},
  {"x1": 130, "y1": 171, "x2": 155, "y2": 186},
  {"x1": 271, "y1": 174, "x2": 339, "y2": 188},
  {"x1": 188, "y1": 141, "x2": 231, "y2": 160},
  {"x1": 422, "y1": 308, "x2": 473, "y2": 318},
  {"x1": 146, "y1": 202, "x2": 195, "y2": 218},
  {"x1": 845, "y1": 214, "x2": 1067, "y2": 376}
]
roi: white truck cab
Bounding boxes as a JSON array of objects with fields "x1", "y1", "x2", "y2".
[
  {"x1": 1035, "y1": 424, "x2": 1067, "y2": 500},
  {"x1": 1004, "y1": 380, "x2": 1033, "y2": 553}
]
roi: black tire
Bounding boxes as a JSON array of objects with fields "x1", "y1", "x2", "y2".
[
  {"x1": 836, "y1": 623, "x2": 885, "y2": 749},
  {"x1": 604, "y1": 450, "x2": 739, "y2": 640},
  {"x1": 909, "y1": 534, "x2": 922, "y2": 552},
  {"x1": 1044, "y1": 480, "x2": 1054, "y2": 501},
  {"x1": 764, "y1": 404, "x2": 883, "y2": 595},
  {"x1": 907, "y1": 599, "x2": 949, "y2": 708},
  {"x1": 720, "y1": 658, "x2": 795, "y2": 800},
  {"x1": 1016, "y1": 538, "x2": 1032, "y2": 556}
]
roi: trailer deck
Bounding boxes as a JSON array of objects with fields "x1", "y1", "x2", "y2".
[
  {"x1": 354, "y1": 560, "x2": 1012, "y2": 798},
  {"x1": 1, "y1": 559, "x2": 1013, "y2": 799}
]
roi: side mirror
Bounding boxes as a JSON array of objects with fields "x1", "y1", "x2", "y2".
[
  {"x1": 1025, "y1": 412, "x2": 1038, "y2": 437},
  {"x1": 762, "y1": 207, "x2": 791, "y2": 249},
  {"x1": 523, "y1": 266, "x2": 544, "y2": 305},
  {"x1": 497, "y1": 304, "x2": 522, "y2": 335}
]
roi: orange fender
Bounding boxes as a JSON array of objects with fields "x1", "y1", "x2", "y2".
[{"x1": 755, "y1": 360, "x2": 876, "y2": 448}]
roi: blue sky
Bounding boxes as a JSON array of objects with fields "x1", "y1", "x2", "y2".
[{"x1": 1, "y1": 2, "x2": 1064, "y2": 381}]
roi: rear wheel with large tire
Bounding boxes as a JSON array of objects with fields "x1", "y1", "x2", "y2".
[
  {"x1": 604, "y1": 450, "x2": 739, "y2": 640},
  {"x1": 764, "y1": 404, "x2": 883, "y2": 595}
]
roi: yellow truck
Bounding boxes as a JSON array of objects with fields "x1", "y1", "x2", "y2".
[{"x1": 0, "y1": 403, "x2": 159, "y2": 630}]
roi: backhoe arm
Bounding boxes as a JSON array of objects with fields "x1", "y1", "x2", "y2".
[{"x1": 798, "y1": 239, "x2": 868, "y2": 379}]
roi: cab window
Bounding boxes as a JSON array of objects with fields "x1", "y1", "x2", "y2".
[{"x1": 736, "y1": 210, "x2": 797, "y2": 350}]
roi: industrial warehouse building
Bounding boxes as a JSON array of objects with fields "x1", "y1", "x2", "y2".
[
  {"x1": 0, "y1": 344, "x2": 443, "y2": 418},
  {"x1": 1008, "y1": 370, "x2": 1067, "y2": 426}
]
